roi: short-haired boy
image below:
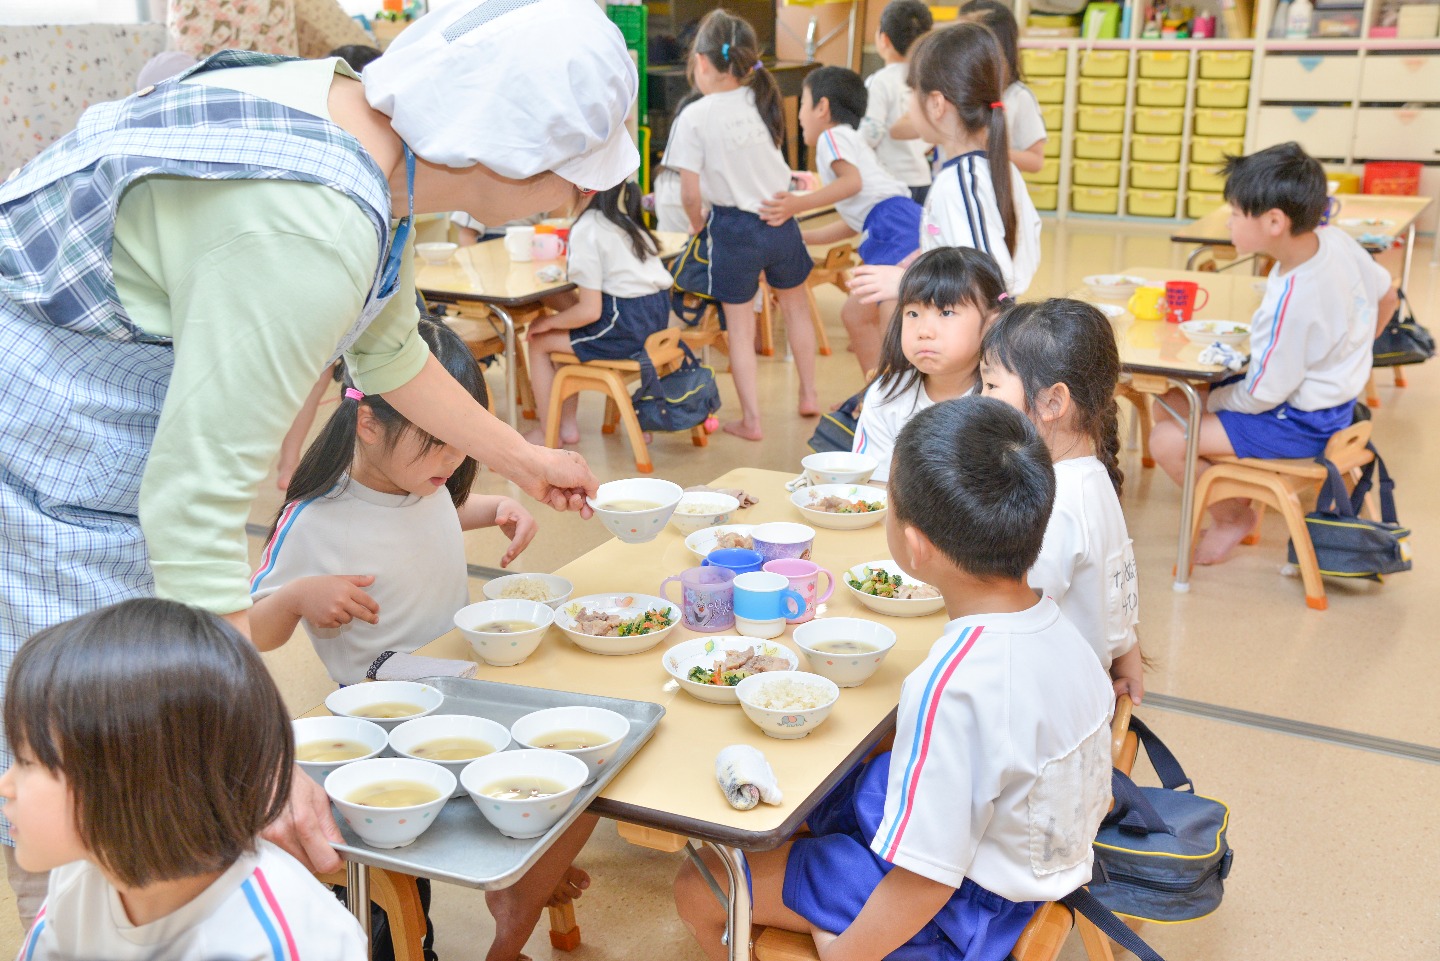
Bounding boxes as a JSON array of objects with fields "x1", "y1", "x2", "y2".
[
  {"x1": 1150, "y1": 141, "x2": 1398, "y2": 565},
  {"x1": 861, "y1": 0, "x2": 935, "y2": 203},
  {"x1": 675, "y1": 397, "x2": 1114, "y2": 961},
  {"x1": 760, "y1": 66, "x2": 924, "y2": 375}
]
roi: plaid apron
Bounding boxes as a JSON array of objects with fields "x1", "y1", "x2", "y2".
[{"x1": 0, "y1": 52, "x2": 408, "y2": 823}]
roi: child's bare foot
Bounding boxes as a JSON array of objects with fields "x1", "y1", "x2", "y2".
[
  {"x1": 723, "y1": 419, "x2": 764, "y2": 441},
  {"x1": 1194, "y1": 507, "x2": 1258, "y2": 565},
  {"x1": 798, "y1": 394, "x2": 820, "y2": 417},
  {"x1": 548, "y1": 866, "x2": 590, "y2": 907},
  {"x1": 522, "y1": 427, "x2": 548, "y2": 446},
  {"x1": 557, "y1": 422, "x2": 581, "y2": 446}
]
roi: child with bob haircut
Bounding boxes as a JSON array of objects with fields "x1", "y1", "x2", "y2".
[
  {"x1": 3, "y1": 598, "x2": 365, "y2": 958},
  {"x1": 675, "y1": 397, "x2": 1114, "y2": 961},
  {"x1": 861, "y1": 0, "x2": 935, "y2": 203},
  {"x1": 981, "y1": 299, "x2": 1144, "y2": 701},
  {"x1": 1150, "y1": 141, "x2": 1398, "y2": 565}
]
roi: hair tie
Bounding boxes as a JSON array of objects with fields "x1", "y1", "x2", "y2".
[
  {"x1": 721, "y1": 42, "x2": 730, "y2": 60},
  {"x1": 344, "y1": 387, "x2": 365, "y2": 401},
  {"x1": 997, "y1": 292, "x2": 1010, "y2": 302},
  {"x1": 751, "y1": 61, "x2": 763, "y2": 73},
  {"x1": 990, "y1": 101, "x2": 1005, "y2": 110}
]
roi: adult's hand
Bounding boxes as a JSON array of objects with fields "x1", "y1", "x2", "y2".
[
  {"x1": 263, "y1": 767, "x2": 344, "y2": 874},
  {"x1": 513, "y1": 444, "x2": 598, "y2": 518}
]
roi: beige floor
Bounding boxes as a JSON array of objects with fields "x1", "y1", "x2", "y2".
[{"x1": 3, "y1": 219, "x2": 1436, "y2": 957}]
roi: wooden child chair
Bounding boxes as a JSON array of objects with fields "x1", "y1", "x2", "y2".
[
  {"x1": 315, "y1": 866, "x2": 427, "y2": 961},
  {"x1": 1114, "y1": 385, "x2": 1155, "y2": 468},
  {"x1": 1187, "y1": 420, "x2": 1376, "y2": 610},
  {"x1": 544, "y1": 328, "x2": 708, "y2": 474},
  {"x1": 754, "y1": 245, "x2": 848, "y2": 358},
  {"x1": 440, "y1": 303, "x2": 541, "y2": 419}
]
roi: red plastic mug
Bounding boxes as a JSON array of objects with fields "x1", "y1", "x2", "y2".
[{"x1": 1165, "y1": 280, "x2": 1209, "y2": 323}]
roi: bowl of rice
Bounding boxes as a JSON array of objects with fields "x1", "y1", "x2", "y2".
[
  {"x1": 668, "y1": 492, "x2": 742, "y2": 537},
  {"x1": 735, "y1": 671, "x2": 839, "y2": 739},
  {"x1": 482, "y1": 573, "x2": 574, "y2": 609}
]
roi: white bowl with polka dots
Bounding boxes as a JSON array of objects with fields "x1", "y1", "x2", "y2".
[
  {"x1": 586, "y1": 478, "x2": 683, "y2": 544},
  {"x1": 325, "y1": 757, "x2": 454, "y2": 849},
  {"x1": 454, "y1": 599, "x2": 553, "y2": 667},
  {"x1": 460, "y1": 749, "x2": 588, "y2": 839},
  {"x1": 791, "y1": 617, "x2": 897, "y2": 688},
  {"x1": 509, "y1": 705, "x2": 630, "y2": 785}
]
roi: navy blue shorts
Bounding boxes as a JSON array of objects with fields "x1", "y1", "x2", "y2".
[
  {"x1": 782, "y1": 753, "x2": 1037, "y2": 961},
  {"x1": 1216, "y1": 400, "x2": 1355, "y2": 459},
  {"x1": 858, "y1": 196, "x2": 923, "y2": 266},
  {"x1": 705, "y1": 206, "x2": 813, "y2": 304},
  {"x1": 568, "y1": 290, "x2": 670, "y2": 363}
]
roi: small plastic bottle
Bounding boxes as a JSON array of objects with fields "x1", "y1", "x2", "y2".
[
  {"x1": 1270, "y1": 0, "x2": 1291, "y2": 37},
  {"x1": 1286, "y1": 0, "x2": 1313, "y2": 38}
]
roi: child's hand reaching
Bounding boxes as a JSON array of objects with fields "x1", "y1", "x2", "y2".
[
  {"x1": 289, "y1": 574, "x2": 380, "y2": 629},
  {"x1": 849, "y1": 264, "x2": 905, "y2": 305},
  {"x1": 494, "y1": 497, "x2": 538, "y2": 567},
  {"x1": 758, "y1": 191, "x2": 804, "y2": 227}
]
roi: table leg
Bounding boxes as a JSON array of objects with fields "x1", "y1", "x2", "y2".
[
  {"x1": 1165, "y1": 379, "x2": 1203, "y2": 593},
  {"x1": 1401, "y1": 224, "x2": 1416, "y2": 293},
  {"x1": 704, "y1": 842, "x2": 753, "y2": 961},
  {"x1": 489, "y1": 304, "x2": 519, "y2": 430},
  {"x1": 346, "y1": 860, "x2": 371, "y2": 951}
]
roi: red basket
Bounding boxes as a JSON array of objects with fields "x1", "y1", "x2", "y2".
[{"x1": 1363, "y1": 161, "x2": 1421, "y2": 196}]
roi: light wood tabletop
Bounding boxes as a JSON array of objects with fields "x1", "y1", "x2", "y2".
[{"x1": 1172, "y1": 195, "x2": 1433, "y2": 250}]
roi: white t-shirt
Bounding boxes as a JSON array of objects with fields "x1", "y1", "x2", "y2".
[
  {"x1": 1002, "y1": 81, "x2": 1048, "y2": 153},
  {"x1": 652, "y1": 167, "x2": 691, "y2": 234},
  {"x1": 860, "y1": 62, "x2": 932, "y2": 188},
  {"x1": 565, "y1": 209, "x2": 675, "y2": 299},
  {"x1": 21, "y1": 842, "x2": 366, "y2": 961},
  {"x1": 250, "y1": 479, "x2": 468, "y2": 684},
  {"x1": 815, "y1": 124, "x2": 911, "y2": 233},
  {"x1": 1209, "y1": 226, "x2": 1390, "y2": 416},
  {"x1": 663, "y1": 87, "x2": 791, "y2": 215},
  {"x1": 1029, "y1": 457, "x2": 1138, "y2": 670},
  {"x1": 870, "y1": 599, "x2": 1113, "y2": 902},
  {"x1": 853, "y1": 377, "x2": 937, "y2": 483},
  {"x1": 920, "y1": 151, "x2": 1042, "y2": 295}
]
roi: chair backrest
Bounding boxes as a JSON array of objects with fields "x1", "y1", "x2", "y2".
[
  {"x1": 1111, "y1": 694, "x2": 1137, "y2": 776},
  {"x1": 1322, "y1": 421, "x2": 1373, "y2": 474},
  {"x1": 642, "y1": 327, "x2": 684, "y2": 367},
  {"x1": 820, "y1": 244, "x2": 856, "y2": 270}
]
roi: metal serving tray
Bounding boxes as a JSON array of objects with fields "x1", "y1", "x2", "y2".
[{"x1": 331, "y1": 676, "x2": 665, "y2": 889}]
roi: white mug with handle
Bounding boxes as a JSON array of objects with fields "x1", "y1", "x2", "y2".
[{"x1": 504, "y1": 225, "x2": 535, "y2": 262}]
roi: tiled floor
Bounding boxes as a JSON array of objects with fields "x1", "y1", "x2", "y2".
[{"x1": 3, "y1": 218, "x2": 1435, "y2": 957}]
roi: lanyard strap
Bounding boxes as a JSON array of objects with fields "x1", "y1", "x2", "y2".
[{"x1": 379, "y1": 142, "x2": 416, "y2": 298}]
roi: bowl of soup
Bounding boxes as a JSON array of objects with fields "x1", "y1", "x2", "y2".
[
  {"x1": 459, "y1": 749, "x2": 588, "y2": 839},
  {"x1": 415, "y1": 241, "x2": 458, "y2": 265},
  {"x1": 325, "y1": 681, "x2": 445, "y2": 732},
  {"x1": 387, "y1": 714, "x2": 513, "y2": 798},
  {"x1": 586, "y1": 478, "x2": 684, "y2": 544},
  {"x1": 454, "y1": 599, "x2": 553, "y2": 667},
  {"x1": 324, "y1": 757, "x2": 454, "y2": 849},
  {"x1": 801, "y1": 451, "x2": 878, "y2": 487},
  {"x1": 668, "y1": 492, "x2": 742, "y2": 537},
  {"x1": 293, "y1": 716, "x2": 389, "y2": 786},
  {"x1": 791, "y1": 617, "x2": 898, "y2": 688},
  {"x1": 509, "y1": 705, "x2": 629, "y2": 785}
]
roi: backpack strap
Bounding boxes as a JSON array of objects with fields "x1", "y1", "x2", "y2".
[
  {"x1": 1126, "y1": 718, "x2": 1193, "y2": 793},
  {"x1": 1347, "y1": 444, "x2": 1399, "y2": 525},
  {"x1": 1104, "y1": 770, "x2": 1173, "y2": 836},
  {"x1": 1309, "y1": 457, "x2": 1358, "y2": 520},
  {"x1": 1061, "y1": 888, "x2": 1167, "y2": 961}
]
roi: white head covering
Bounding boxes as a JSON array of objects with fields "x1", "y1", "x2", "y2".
[{"x1": 363, "y1": 0, "x2": 639, "y2": 192}]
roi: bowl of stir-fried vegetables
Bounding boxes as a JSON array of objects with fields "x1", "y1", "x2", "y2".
[
  {"x1": 790, "y1": 484, "x2": 889, "y2": 531},
  {"x1": 555, "y1": 594, "x2": 682, "y2": 655},
  {"x1": 663, "y1": 637, "x2": 800, "y2": 704},
  {"x1": 843, "y1": 561, "x2": 946, "y2": 617}
]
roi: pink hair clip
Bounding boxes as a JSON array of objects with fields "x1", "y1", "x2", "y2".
[
  {"x1": 997, "y1": 292, "x2": 1011, "y2": 302},
  {"x1": 344, "y1": 387, "x2": 365, "y2": 401}
]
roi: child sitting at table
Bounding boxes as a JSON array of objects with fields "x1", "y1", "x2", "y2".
[
  {"x1": 860, "y1": 0, "x2": 934, "y2": 204},
  {"x1": 674, "y1": 396, "x2": 1114, "y2": 961},
  {"x1": 248, "y1": 316, "x2": 536, "y2": 681},
  {"x1": 524, "y1": 180, "x2": 675, "y2": 446},
  {"x1": 1149, "y1": 141, "x2": 1398, "y2": 565},
  {"x1": 854, "y1": 246, "x2": 1007, "y2": 483},
  {"x1": 760, "y1": 67, "x2": 923, "y2": 376},
  {"x1": 981, "y1": 299, "x2": 1144, "y2": 702},
  {"x1": 4, "y1": 598, "x2": 366, "y2": 958}
]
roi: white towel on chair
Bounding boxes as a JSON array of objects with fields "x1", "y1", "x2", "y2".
[{"x1": 716, "y1": 745, "x2": 783, "y2": 810}]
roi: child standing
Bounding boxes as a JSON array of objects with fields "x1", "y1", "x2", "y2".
[
  {"x1": 249, "y1": 317, "x2": 537, "y2": 681},
  {"x1": 3, "y1": 599, "x2": 365, "y2": 958},
  {"x1": 981, "y1": 299, "x2": 1144, "y2": 701},
  {"x1": 851, "y1": 21, "x2": 1042, "y2": 305},
  {"x1": 760, "y1": 67, "x2": 923, "y2": 375},
  {"x1": 664, "y1": 9, "x2": 819, "y2": 440},
  {"x1": 960, "y1": 0, "x2": 1048, "y2": 174},
  {"x1": 675, "y1": 397, "x2": 1114, "y2": 961},
  {"x1": 854, "y1": 246, "x2": 1007, "y2": 483},
  {"x1": 525, "y1": 182, "x2": 675, "y2": 445},
  {"x1": 653, "y1": 91, "x2": 703, "y2": 234},
  {"x1": 860, "y1": 0, "x2": 935, "y2": 203},
  {"x1": 1149, "y1": 142, "x2": 1397, "y2": 565}
]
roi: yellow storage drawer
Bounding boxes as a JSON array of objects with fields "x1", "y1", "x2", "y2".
[
  {"x1": 1199, "y1": 50, "x2": 1252, "y2": 79},
  {"x1": 1072, "y1": 159, "x2": 1121, "y2": 186},
  {"x1": 1187, "y1": 190, "x2": 1225, "y2": 218},
  {"x1": 1044, "y1": 136, "x2": 1061, "y2": 157},
  {"x1": 1196, "y1": 80, "x2": 1249, "y2": 108},
  {"x1": 1078, "y1": 105, "x2": 1125, "y2": 132},
  {"x1": 1191, "y1": 135, "x2": 1243, "y2": 165},
  {"x1": 1138, "y1": 50, "x2": 1189, "y2": 79},
  {"x1": 1079, "y1": 78, "x2": 1128, "y2": 105},
  {"x1": 1131, "y1": 135, "x2": 1181, "y2": 163},
  {"x1": 1136, "y1": 79, "x2": 1187, "y2": 107},
  {"x1": 1189, "y1": 165, "x2": 1227, "y2": 192},
  {"x1": 1022, "y1": 47, "x2": 1069, "y2": 77},
  {"x1": 1080, "y1": 49, "x2": 1130, "y2": 78},
  {"x1": 1130, "y1": 162, "x2": 1179, "y2": 190},
  {"x1": 1023, "y1": 158, "x2": 1061, "y2": 185},
  {"x1": 1193, "y1": 108, "x2": 1246, "y2": 137},
  {"x1": 1254, "y1": 106, "x2": 1349, "y2": 156},
  {"x1": 1072, "y1": 185, "x2": 1120, "y2": 213},
  {"x1": 1127, "y1": 189, "x2": 1178, "y2": 217},
  {"x1": 1028, "y1": 76, "x2": 1066, "y2": 103},
  {"x1": 1073, "y1": 132, "x2": 1123, "y2": 159},
  {"x1": 1041, "y1": 102, "x2": 1065, "y2": 131},
  {"x1": 1029, "y1": 183, "x2": 1059, "y2": 211},
  {"x1": 1133, "y1": 107, "x2": 1184, "y2": 135}
]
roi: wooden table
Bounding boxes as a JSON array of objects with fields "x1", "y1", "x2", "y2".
[
  {"x1": 327, "y1": 467, "x2": 944, "y2": 961},
  {"x1": 1174, "y1": 195, "x2": 1433, "y2": 291},
  {"x1": 415, "y1": 232, "x2": 689, "y2": 428},
  {"x1": 1081, "y1": 267, "x2": 1264, "y2": 591}
]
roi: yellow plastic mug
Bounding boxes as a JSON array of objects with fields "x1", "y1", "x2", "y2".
[{"x1": 1127, "y1": 286, "x2": 1168, "y2": 320}]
